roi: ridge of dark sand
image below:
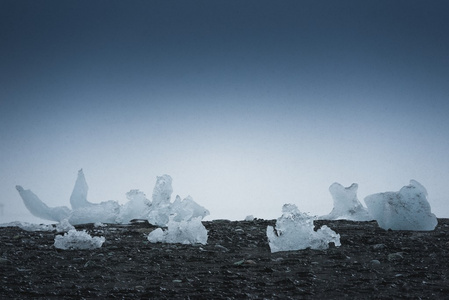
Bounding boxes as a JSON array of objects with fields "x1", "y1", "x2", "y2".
[{"x1": 1, "y1": 219, "x2": 448, "y2": 299}]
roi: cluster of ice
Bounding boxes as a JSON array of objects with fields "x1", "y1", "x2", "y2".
[
  {"x1": 266, "y1": 204, "x2": 341, "y2": 253},
  {"x1": 16, "y1": 170, "x2": 209, "y2": 227},
  {"x1": 148, "y1": 217, "x2": 208, "y2": 245},
  {"x1": 320, "y1": 183, "x2": 372, "y2": 221},
  {"x1": 54, "y1": 229, "x2": 105, "y2": 250},
  {"x1": 364, "y1": 180, "x2": 437, "y2": 231}
]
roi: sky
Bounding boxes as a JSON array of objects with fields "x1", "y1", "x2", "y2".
[{"x1": 1, "y1": 0, "x2": 449, "y2": 223}]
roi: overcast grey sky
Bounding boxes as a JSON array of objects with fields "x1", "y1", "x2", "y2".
[{"x1": 1, "y1": 0, "x2": 449, "y2": 223}]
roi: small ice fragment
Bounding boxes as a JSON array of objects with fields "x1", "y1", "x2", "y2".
[
  {"x1": 266, "y1": 204, "x2": 341, "y2": 253},
  {"x1": 364, "y1": 180, "x2": 437, "y2": 231},
  {"x1": 55, "y1": 219, "x2": 75, "y2": 232},
  {"x1": 54, "y1": 229, "x2": 105, "y2": 250},
  {"x1": 0, "y1": 221, "x2": 54, "y2": 232},
  {"x1": 245, "y1": 215, "x2": 255, "y2": 221}
]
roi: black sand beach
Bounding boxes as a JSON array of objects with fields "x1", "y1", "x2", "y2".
[{"x1": 1, "y1": 219, "x2": 448, "y2": 299}]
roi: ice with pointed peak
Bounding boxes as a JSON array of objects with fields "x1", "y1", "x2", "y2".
[
  {"x1": 152, "y1": 175, "x2": 173, "y2": 207},
  {"x1": 148, "y1": 217, "x2": 208, "y2": 245},
  {"x1": 70, "y1": 169, "x2": 90, "y2": 209},
  {"x1": 267, "y1": 204, "x2": 341, "y2": 253},
  {"x1": 67, "y1": 169, "x2": 121, "y2": 224},
  {"x1": 320, "y1": 183, "x2": 372, "y2": 221},
  {"x1": 364, "y1": 180, "x2": 437, "y2": 231}
]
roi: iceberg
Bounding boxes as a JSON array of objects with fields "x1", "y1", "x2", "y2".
[
  {"x1": 267, "y1": 204, "x2": 341, "y2": 253},
  {"x1": 54, "y1": 229, "x2": 105, "y2": 250},
  {"x1": 320, "y1": 183, "x2": 372, "y2": 221},
  {"x1": 364, "y1": 180, "x2": 437, "y2": 231},
  {"x1": 147, "y1": 217, "x2": 208, "y2": 245}
]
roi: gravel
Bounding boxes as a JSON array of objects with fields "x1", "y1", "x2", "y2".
[{"x1": 1, "y1": 218, "x2": 448, "y2": 299}]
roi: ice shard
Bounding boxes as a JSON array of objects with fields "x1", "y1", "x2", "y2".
[
  {"x1": 320, "y1": 183, "x2": 372, "y2": 221},
  {"x1": 15, "y1": 185, "x2": 71, "y2": 222},
  {"x1": 69, "y1": 169, "x2": 90, "y2": 209},
  {"x1": 364, "y1": 180, "x2": 437, "y2": 231},
  {"x1": 152, "y1": 175, "x2": 173, "y2": 207},
  {"x1": 67, "y1": 169, "x2": 121, "y2": 224}
]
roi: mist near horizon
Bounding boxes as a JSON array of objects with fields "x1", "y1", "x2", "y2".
[{"x1": 1, "y1": 1, "x2": 449, "y2": 223}]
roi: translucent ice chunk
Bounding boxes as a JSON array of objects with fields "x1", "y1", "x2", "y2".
[
  {"x1": 55, "y1": 219, "x2": 75, "y2": 232},
  {"x1": 67, "y1": 169, "x2": 121, "y2": 224},
  {"x1": 245, "y1": 215, "x2": 255, "y2": 221},
  {"x1": 147, "y1": 217, "x2": 208, "y2": 245},
  {"x1": 320, "y1": 183, "x2": 372, "y2": 221},
  {"x1": 147, "y1": 175, "x2": 209, "y2": 226},
  {"x1": 267, "y1": 204, "x2": 341, "y2": 253},
  {"x1": 54, "y1": 229, "x2": 105, "y2": 250},
  {"x1": 68, "y1": 200, "x2": 120, "y2": 225},
  {"x1": 364, "y1": 180, "x2": 437, "y2": 231},
  {"x1": 116, "y1": 189, "x2": 151, "y2": 224},
  {"x1": 69, "y1": 169, "x2": 91, "y2": 209},
  {"x1": 171, "y1": 195, "x2": 210, "y2": 222},
  {"x1": 152, "y1": 175, "x2": 173, "y2": 207},
  {"x1": 15, "y1": 186, "x2": 71, "y2": 222}
]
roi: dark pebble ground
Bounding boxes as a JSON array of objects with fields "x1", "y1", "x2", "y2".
[{"x1": 1, "y1": 218, "x2": 448, "y2": 299}]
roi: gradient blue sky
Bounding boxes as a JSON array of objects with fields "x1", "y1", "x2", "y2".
[{"x1": 1, "y1": 0, "x2": 449, "y2": 223}]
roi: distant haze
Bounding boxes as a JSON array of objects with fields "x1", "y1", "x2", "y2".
[{"x1": 1, "y1": 1, "x2": 448, "y2": 223}]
